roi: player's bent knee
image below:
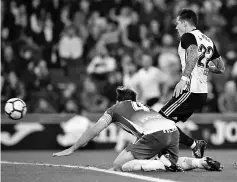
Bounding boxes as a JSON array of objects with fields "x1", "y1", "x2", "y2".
[
  {"x1": 113, "y1": 158, "x2": 126, "y2": 171},
  {"x1": 113, "y1": 150, "x2": 135, "y2": 171},
  {"x1": 113, "y1": 162, "x2": 123, "y2": 171}
]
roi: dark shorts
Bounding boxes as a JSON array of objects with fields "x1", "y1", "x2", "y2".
[
  {"x1": 146, "y1": 97, "x2": 160, "y2": 107},
  {"x1": 159, "y1": 91, "x2": 207, "y2": 123},
  {"x1": 126, "y1": 129, "x2": 179, "y2": 164}
]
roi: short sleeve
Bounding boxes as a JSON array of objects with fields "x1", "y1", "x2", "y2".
[
  {"x1": 105, "y1": 106, "x2": 114, "y2": 117},
  {"x1": 101, "y1": 106, "x2": 114, "y2": 126},
  {"x1": 209, "y1": 43, "x2": 220, "y2": 61},
  {"x1": 105, "y1": 104, "x2": 117, "y2": 118},
  {"x1": 180, "y1": 33, "x2": 197, "y2": 49}
]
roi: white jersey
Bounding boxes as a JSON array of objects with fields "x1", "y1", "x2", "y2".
[{"x1": 178, "y1": 29, "x2": 219, "y2": 93}]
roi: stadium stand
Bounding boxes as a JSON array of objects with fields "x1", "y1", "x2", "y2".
[{"x1": 1, "y1": 0, "x2": 237, "y2": 114}]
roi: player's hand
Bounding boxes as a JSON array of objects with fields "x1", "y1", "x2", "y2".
[
  {"x1": 53, "y1": 148, "x2": 74, "y2": 157},
  {"x1": 173, "y1": 79, "x2": 187, "y2": 98}
]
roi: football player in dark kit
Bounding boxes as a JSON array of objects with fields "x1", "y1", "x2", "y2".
[{"x1": 53, "y1": 86, "x2": 183, "y2": 172}]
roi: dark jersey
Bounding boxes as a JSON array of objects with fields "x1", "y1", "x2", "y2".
[{"x1": 104, "y1": 101, "x2": 176, "y2": 137}]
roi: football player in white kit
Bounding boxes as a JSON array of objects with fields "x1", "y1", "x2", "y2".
[{"x1": 159, "y1": 8, "x2": 225, "y2": 158}]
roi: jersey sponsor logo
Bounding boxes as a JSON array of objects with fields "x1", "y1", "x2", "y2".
[{"x1": 1, "y1": 122, "x2": 44, "y2": 146}]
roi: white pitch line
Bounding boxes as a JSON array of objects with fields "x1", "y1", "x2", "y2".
[{"x1": 1, "y1": 161, "x2": 177, "y2": 182}]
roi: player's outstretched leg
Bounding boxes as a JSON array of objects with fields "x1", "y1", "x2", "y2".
[
  {"x1": 177, "y1": 157, "x2": 223, "y2": 171},
  {"x1": 122, "y1": 154, "x2": 185, "y2": 172},
  {"x1": 122, "y1": 156, "x2": 184, "y2": 172}
]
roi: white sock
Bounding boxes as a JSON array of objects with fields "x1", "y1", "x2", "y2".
[
  {"x1": 178, "y1": 157, "x2": 204, "y2": 170},
  {"x1": 178, "y1": 157, "x2": 195, "y2": 170},
  {"x1": 190, "y1": 141, "x2": 196, "y2": 149},
  {"x1": 122, "y1": 159, "x2": 166, "y2": 172},
  {"x1": 191, "y1": 159, "x2": 203, "y2": 168}
]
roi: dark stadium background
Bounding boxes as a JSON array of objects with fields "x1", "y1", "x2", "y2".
[
  {"x1": 1, "y1": 0, "x2": 237, "y2": 113},
  {"x1": 1, "y1": 0, "x2": 237, "y2": 182}
]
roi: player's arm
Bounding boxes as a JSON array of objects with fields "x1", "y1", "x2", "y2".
[
  {"x1": 208, "y1": 57, "x2": 225, "y2": 74},
  {"x1": 53, "y1": 113, "x2": 112, "y2": 157},
  {"x1": 181, "y1": 33, "x2": 199, "y2": 79},
  {"x1": 173, "y1": 33, "x2": 198, "y2": 97},
  {"x1": 70, "y1": 114, "x2": 111, "y2": 151},
  {"x1": 208, "y1": 44, "x2": 225, "y2": 74}
]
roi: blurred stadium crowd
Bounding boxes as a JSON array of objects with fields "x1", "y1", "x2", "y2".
[{"x1": 1, "y1": 0, "x2": 237, "y2": 114}]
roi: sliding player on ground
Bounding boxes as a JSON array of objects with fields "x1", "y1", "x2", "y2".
[{"x1": 53, "y1": 86, "x2": 182, "y2": 172}]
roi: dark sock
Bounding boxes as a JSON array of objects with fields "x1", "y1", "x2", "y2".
[{"x1": 177, "y1": 126, "x2": 195, "y2": 147}]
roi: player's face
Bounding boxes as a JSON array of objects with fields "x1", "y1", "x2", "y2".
[{"x1": 176, "y1": 17, "x2": 186, "y2": 37}]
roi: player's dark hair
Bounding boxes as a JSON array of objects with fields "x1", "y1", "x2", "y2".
[
  {"x1": 116, "y1": 86, "x2": 137, "y2": 102},
  {"x1": 178, "y1": 8, "x2": 198, "y2": 26}
]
